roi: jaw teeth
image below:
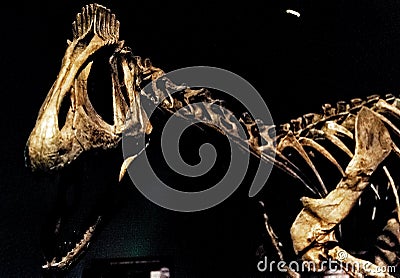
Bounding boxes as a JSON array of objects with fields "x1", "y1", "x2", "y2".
[{"x1": 42, "y1": 217, "x2": 101, "y2": 270}]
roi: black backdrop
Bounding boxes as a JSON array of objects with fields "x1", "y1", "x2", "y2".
[{"x1": 2, "y1": 1, "x2": 400, "y2": 277}]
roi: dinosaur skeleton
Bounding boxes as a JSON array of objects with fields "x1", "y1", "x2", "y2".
[{"x1": 25, "y1": 4, "x2": 400, "y2": 276}]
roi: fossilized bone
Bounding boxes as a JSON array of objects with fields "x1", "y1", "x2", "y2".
[
  {"x1": 290, "y1": 107, "x2": 393, "y2": 277},
  {"x1": 25, "y1": 3, "x2": 400, "y2": 276},
  {"x1": 25, "y1": 4, "x2": 157, "y2": 269}
]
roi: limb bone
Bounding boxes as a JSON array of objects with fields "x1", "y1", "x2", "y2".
[{"x1": 290, "y1": 107, "x2": 393, "y2": 277}]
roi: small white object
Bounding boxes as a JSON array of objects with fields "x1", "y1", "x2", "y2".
[
  {"x1": 150, "y1": 271, "x2": 161, "y2": 278},
  {"x1": 372, "y1": 206, "x2": 377, "y2": 221},
  {"x1": 286, "y1": 9, "x2": 301, "y2": 17}
]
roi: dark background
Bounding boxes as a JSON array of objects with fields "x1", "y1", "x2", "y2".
[{"x1": 2, "y1": 1, "x2": 400, "y2": 277}]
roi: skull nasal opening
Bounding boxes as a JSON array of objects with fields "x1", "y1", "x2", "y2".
[{"x1": 86, "y1": 47, "x2": 116, "y2": 125}]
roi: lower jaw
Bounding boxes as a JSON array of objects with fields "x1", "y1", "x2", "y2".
[
  {"x1": 38, "y1": 148, "x2": 123, "y2": 273},
  {"x1": 42, "y1": 216, "x2": 102, "y2": 271}
]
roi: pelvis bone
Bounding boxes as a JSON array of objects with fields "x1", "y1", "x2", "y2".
[{"x1": 25, "y1": 4, "x2": 153, "y2": 171}]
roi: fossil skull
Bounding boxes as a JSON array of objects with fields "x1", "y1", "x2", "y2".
[
  {"x1": 25, "y1": 4, "x2": 154, "y2": 172},
  {"x1": 25, "y1": 3, "x2": 161, "y2": 270}
]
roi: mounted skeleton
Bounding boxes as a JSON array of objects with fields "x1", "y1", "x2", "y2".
[{"x1": 26, "y1": 4, "x2": 400, "y2": 276}]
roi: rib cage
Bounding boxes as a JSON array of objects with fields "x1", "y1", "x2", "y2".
[
  {"x1": 144, "y1": 74, "x2": 400, "y2": 196},
  {"x1": 274, "y1": 94, "x2": 397, "y2": 193},
  {"x1": 134, "y1": 66, "x2": 400, "y2": 196},
  {"x1": 136, "y1": 74, "x2": 400, "y2": 271}
]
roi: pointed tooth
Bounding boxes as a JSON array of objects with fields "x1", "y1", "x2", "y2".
[
  {"x1": 298, "y1": 137, "x2": 345, "y2": 176},
  {"x1": 277, "y1": 132, "x2": 328, "y2": 195},
  {"x1": 323, "y1": 121, "x2": 353, "y2": 139}
]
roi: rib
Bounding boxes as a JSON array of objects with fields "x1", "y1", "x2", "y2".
[
  {"x1": 298, "y1": 137, "x2": 345, "y2": 176},
  {"x1": 277, "y1": 131, "x2": 328, "y2": 195},
  {"x1": 322, "y1": 120, "x2": 354, "y2": 139},
  {"x1": 312, "y1": 129, "x2": 354, "y2": 158}
]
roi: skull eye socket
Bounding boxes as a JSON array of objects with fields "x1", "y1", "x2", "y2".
[{"x1": 86, "y1": 48, "x2": 115, "y2": 125}]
